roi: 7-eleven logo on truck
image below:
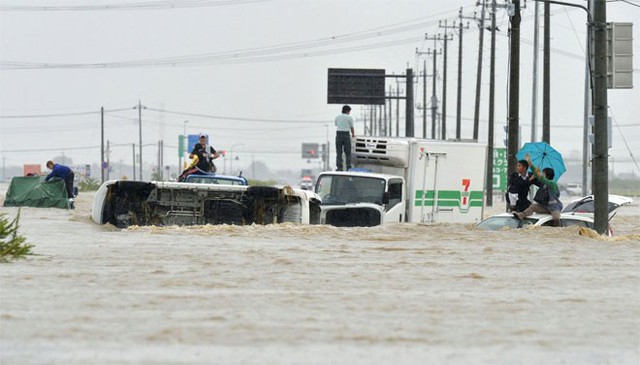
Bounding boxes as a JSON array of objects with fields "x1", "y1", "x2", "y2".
[{"x1": 460, "y1": 179, "x2": 471, "y2": 212}]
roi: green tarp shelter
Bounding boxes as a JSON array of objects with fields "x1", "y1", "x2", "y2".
[{"x1": 3, "y1": 176, "x2": 69, "y2": 209}]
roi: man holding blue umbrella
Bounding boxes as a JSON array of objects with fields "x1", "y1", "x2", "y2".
[
  {"x1": 515, "y1": 141, "x2": 566, "y2": 182},
  {"x1": 513, "y1": 154, "x2": 563, "y2": 227}
]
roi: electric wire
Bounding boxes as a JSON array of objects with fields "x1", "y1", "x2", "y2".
[
  {"x1": 145, "y1": 107, "x2": 327, "y2": 123},
  {"x1": 614, "y1": 0, "x2": 640, "y2": 8},
  {"x1": 0, "y1": 7, "x2": 466, "y2": 69},
  {"x1": 0, "y1": 0, "x2": 271, "y2": 11},
  {"x1": 0, "y1": 107, "x2": 130, "y2": 119},
  {"x1": 608, "y1": 107, "x2": 640, "y2": 173}
]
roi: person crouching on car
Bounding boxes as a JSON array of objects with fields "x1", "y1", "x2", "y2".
[
  {"x1": 506, "y1": 159, "x2": 533, "y2": 213},
  {"x1": 513, "y1": 153, "x2": 563, "y2": 227}
]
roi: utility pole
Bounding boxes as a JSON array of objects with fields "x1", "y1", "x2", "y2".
[
  {"x1": 396, "y1": 82, "x2": 400, "y2": 137},
  {"x1": 582, "y1": 23, "x2": 591, "y2": 197},
  {"x1": 592, "y1": 0, "x2": 609, "y2": 234},
  {"x1": 381, "y1": 104, "x2": 385, "y2": 135},
  {"x1": 406, "y1": 68, "x2": 415, "y2": 137},
  {"x1": 383, "y1": 99, "x2": 387, "y2": 136},
  {"x1": 543, "y1": 1, "x2": 551, "y2": 143},
  {"x1": 423, "y1": 60, "x2": 427, "y2": 138},
  {"x1": 486, "y1": 0, "x2": 499, "y2": 206},
  {"x1": 101, "y1": 106, "x2": 105, "y2": 184},
  {"x1": 456, "y1": 9, "x2": 471, "y2": 140},
  {"x1": 133, "y1": 100, "x2": 145, "y2": 181},
  {"x1": 388, "y1": 85, "x2": 393, "y2": 137},
  {"x1": 430, "y1": 47, "x2": 441, "y2": 139},
  {"x1": 439, "y1": 21, "x2": 456, "y2": 140},
  {"x1": 473, "y1": 1, "x2": 489, "y2": 141},
  {"x1": 531, "y1": 0, "x2": 540, "y2": 142},
  {"x1": 371, "y1": 105, "x2": 375, "y2": 136},
  {"x1": 425, "y1": 34, "x2": 442, "y2": 139},
  {"x1": 106, "y1": 140, "x2": 111, "y2": 181},
  {"x1": 157, "y1": 139, "x2": 163, "y2": 181},
  {"x1": 138, "y1": 100, "x2": 142, "y2": 180},
  {"x1": 416, "y1": 47, "x2": 432, "y2": 139},
  {"x1": 368, "y1": 106, "x2": 373, "y2": 136},
  {"x1": 507, "y1": 0, "x2": 522, "y2": 177},
  {"x1": 132, "y1": 143, "x2": 136, "y2": 181},
  {"x1": 376, "y1": 105, "x2": 380, "y2": 136}
]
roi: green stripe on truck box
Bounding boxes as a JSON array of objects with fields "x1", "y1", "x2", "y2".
[{"x1": 414, "y1": 190, "x2": 483, "y2": 208}]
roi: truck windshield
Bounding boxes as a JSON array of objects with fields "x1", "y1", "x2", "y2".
[{"x1": 316, "y1": 175, "x2": 386, "y2": 206}]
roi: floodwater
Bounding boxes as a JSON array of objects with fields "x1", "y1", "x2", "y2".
[{"x1": 0, "y1": 183, "x2": 639, "y2": 364}]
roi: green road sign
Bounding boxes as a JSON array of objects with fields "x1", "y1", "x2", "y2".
[
  {"x1": 493, "y1": 148, "x2": 507, "y2": 192},
  {"x1": 178, "y1": 135, "x2": 185, "y2": 158}
]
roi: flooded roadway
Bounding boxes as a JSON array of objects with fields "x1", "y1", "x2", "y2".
[{"x1": 1, "y1": 187, "x2": 639, "y2": 364}]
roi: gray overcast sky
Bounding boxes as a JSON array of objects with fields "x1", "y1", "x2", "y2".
[{"x1": 0, "y1": 0, "x2": 638, "y2": 178}]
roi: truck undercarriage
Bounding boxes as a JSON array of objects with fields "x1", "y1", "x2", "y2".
[{"x1": 96, "y1": 181, "x2": 320, "y2": 228}]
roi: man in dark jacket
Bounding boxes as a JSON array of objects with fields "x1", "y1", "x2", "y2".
[
  {"x1": 506, "y1": 159, "x2": 533, "y2": 212},
  {"x1": 178, "y1": 134, "x2": 220, "y2": 181},
  {"x1": 45, "y1": 160, "x2": 75, "y2": 200},
  {"x1": 190, "y1": 134, "x2": 219, "y2": 173},
  {"x1": 514, "y1": 154, "x2": 563, "y2": 227}
]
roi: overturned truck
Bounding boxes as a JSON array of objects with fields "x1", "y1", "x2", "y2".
[{"x1": 91, "y1": 180, "x2": 321, "y2": 228}]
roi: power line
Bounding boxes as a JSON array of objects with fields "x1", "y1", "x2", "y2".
[
  {"x1": 609, "y1": 108, "x2": 640, "y2": 173},
  {"x1": 0, "y1": 144, "x2": 300, "y2": 155},
  {"x1": 0, "y1": 36, "x2": 425, "y2": 70},
  {"x1": 0, "y1": 7, "x2": 590, "y2": 70},
  {"x1": 146, "y1": 107, "x2": 327, "y2": 123},
  {"x1": 0, "y1": 107, "x2": 130, "y2": 119},
  {"x1": 613, "y1": 0, "x2": 640, "y2": 8},
  {"x1": 0, "y1": 8, "x2": 467, "y2": 69},
  {"x1": 0, "y1": 0, "x2": 271, "y2": 11},
  {"x1": 0, "y1": 105, "x2": 333, "y2": 126}
]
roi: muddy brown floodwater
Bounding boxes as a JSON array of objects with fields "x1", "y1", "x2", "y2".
[{"x1": 1, "y1": 184, "x2": 639, "y2": 364}]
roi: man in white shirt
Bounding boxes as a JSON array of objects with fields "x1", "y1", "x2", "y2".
[{"x1": 334, "y1": 105, "x2": 355, "y2": 171}]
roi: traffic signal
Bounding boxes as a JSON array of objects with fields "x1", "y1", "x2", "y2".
[{"x1": 302, "y1": 143, "x2": 319, "y2": 159}]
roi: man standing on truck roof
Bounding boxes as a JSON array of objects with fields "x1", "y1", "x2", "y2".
[{"x1": 335, "y1": 105, "x2": 355, "y2": 171}]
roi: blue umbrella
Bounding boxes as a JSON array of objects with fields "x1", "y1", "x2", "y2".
[{"x1": 515, "y1": 142, "x2": 566, "y2": 181}]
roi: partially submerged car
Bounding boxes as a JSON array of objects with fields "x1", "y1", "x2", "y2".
[
  {"x1": 299, "y1": 177, "x2": 314, "y2": 191},
  {"x1": 476, "y1": 195, "x2": 633, "y2": 236},
  {"x1": 91, "y1": 180, "x2": 321, "y2": 228},
  {"x1": 562, "y1": 182, "x2": 583, "y2": 196}
]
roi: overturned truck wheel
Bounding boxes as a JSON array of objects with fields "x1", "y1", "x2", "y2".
[{"x1": 105, "y1": 181, "x2": 155, "y2": 228}]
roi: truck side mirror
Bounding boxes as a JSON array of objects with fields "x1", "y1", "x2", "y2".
[{"x1": 382, "y1": 192, "x2": 390, "y2": 204}]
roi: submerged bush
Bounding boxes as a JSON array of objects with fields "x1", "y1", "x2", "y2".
[
  {"x1": 0, "y1": 210, "x2": 33, "y2": 262},
  {"x1": 79, "y1": 177, "x2": 101, "y2": 192}
]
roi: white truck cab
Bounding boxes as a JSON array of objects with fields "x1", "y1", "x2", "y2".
[{"x1": 315, "y1": 171, "x2": 405, "y2": 226}]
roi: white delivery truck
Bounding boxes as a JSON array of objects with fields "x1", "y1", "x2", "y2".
[{"x1": 315, "y1": 137, "x2": 487, "y2": 226}]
